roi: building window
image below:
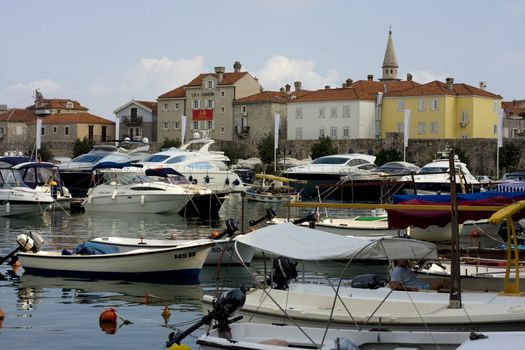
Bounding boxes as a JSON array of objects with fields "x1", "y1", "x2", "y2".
[
  {"x1": 319, "y1": 107, "x2": 325, "y2": 118},
  {"x1": 66, "y1": 101, "x2": 73, "y2": 109},
  {"x1": 330, "y1": 106, "x2": 337, "y2": 118},
  {"x1": 175, "y1": 102, "x2": 180, "y2": 110},
  {"x1": 41, "y1": 127, "x2": 45, "y2": 136},
  {"x1": 418, "y1": 99, "x2": 426, "y2": 111},
  {"x1": 493, "y1": 124, "x2": 498, "y2": 134},
  {"x1": 193, "y1": 100, "x2": 200, "y2": 109},
  {"x1": 221, "y1": 91, "x2": 225, "y2": 97},
  {"x1": 220, "y1": 126, "x2": 225, "y2": 133},
  {"x1": 64, "y1": 126, "x2": 69, "y2": 135},
  {"x1": 342, "y1": 127, "x2": 350, "y2": 138},
  {"x1": 418, "y1": 122, "x2": 426, "y2": 134},
  {"x1": 193, "y1": 121, "x2": 199, "y2": 130},
  {"x1": 343, "y1": 106, "x2": 350, "y2": 118},
  {"x1": 430, "y1": 122, "x2": 438, "y2": 134},
  {"x1": 164, "y1": 103, "x2": 169, "y2": 111},
  {"x1": 0, "y1": 127, "x2": 5, "y2": 135},
  {"x1": 397, "y1": 100, "x2": 405, "y2": 112},
  {"x1": 241, "y1": 105, "x2": 247, "y2": 114},
  {"x1": 461, "y1": 134, "x2": 468, "y2": 140},
  {"x1": 295, "y1": 107, "x2": 303, "y2": 119},
  {"x1": 513, "y1": 128, "x2": 519, "y2": 138},
  {"x1": 430, "y1": 99, "x2": 438, "y2": 111},
  {"x1": 175, "y1": 122, "x2": 180, "y2": 129},
  {"x1": 163, "y1": 121, "x2": 169, "y2": 130},
  {"x1": 221, "y1": 106, "x2": 225, "y2": 113},
  {"x1": 207, "y1": 100, "x2": 214, "y2": 109},
  {"x1": 101, "y1": 126, "x2": 107, "y2": 142},
  {"x1": 53, "y1": 126, "x2": 57, "y2": 133},
  {"x1": 207, "y1": 80, "x2": 214, "y2": 89},
  {"x1": 330, "y1": 127, "x2": 337, "y2": 138},
  {"x1": 208, "y1": 120, "x2": 214, "y2": 129},
  {"x1": 319, "y1": 128, "x2": 325, "y2": 138},
  {"x1": 295, "y1": 127, "x2": 303, "y2": 139},
  {"x1": 460, "y1": 111, "x2": 469, "y2": 125}
]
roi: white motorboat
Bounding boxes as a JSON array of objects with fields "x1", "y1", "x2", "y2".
[
  {"x1": 400, "y1": 150, "x2": 480, "y2": 195},
  {"x1": 137, "y1": 133, "x2": 244, "y2": 193},
  {"x1": 58, "y1": 140, "x2": 151, "y2": 197},
  {"x1": 14, "y1": 233, "x2": 212, "y2": 281},
  {"x1": 0, "y1": 167, "x2": 55, "y2": 216},
  {"x1": 202, "y1": 222, "x2": 525, "y2": 328},
  {"x1": 83, "y1": 166, "x2": 195, "y2": 214},
  {"x1": 282, "y1": 153, "x2": 378, "y2": 200},
  {"x1": 193, "y1": 323, "x2": 525, "y2": 350},
  {"x1": 90, "y1": 236, "x2": 256, "y2": 266}
]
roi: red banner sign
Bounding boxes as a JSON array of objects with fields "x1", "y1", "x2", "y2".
[{"x1": 192, "y1": 109, "x2": 214, "y2": 121}]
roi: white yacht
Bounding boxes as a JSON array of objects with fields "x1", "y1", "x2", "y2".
[
  {"x1": 137, "y1": 133, "x2": 244, "y2": 193},
  {"x1": 83, "y1": 170, "x2": 195, "y2": 214},
  {"x1": 282, "y1": 153, "x2": 377, "y2": 200},
  {"x1": 0, "y1": 167, "x2": 54, "y2": 216},
  {"x1": 401, "y1": 151, "x2": 480, "y2": 194},
  {"x1": 58, "y1": 140, "x2": 151, "y2": 198}
]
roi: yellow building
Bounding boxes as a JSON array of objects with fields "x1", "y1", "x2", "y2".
[{"x1": 381, "y1": 78, "x2": 502, "y2": 139}]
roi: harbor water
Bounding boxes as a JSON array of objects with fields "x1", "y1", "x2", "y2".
[{"x1": 0, "y1": 194, "x2": 504, "y2": 349}]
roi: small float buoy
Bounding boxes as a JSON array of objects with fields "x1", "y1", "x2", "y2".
[
  {"x1": 469, "y1": 229, "x2": 480, "y2": 238},
  {"x1": 0, "y1": 307, "x2": 5, "y2": 320},
  {"x1": 144, "y1": 293, "x2": 152, "y2": 304},
  {"x1": 99, "y1": 308, "x2": 117, "y2": 323},
  {"x1": 11, "y1": 260, "x2": 21, "y2": 274},
  {"x1": 209, "y1": 231, "x2": 220, "y2": 239},
  {"x1": 168, "y1": 344, "x2": 192, "y2": 350},
  {"x1": 162, "y1": 305, "x2": 171, "y2": 318}
]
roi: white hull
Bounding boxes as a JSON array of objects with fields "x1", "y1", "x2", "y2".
[
  {"x1": 0, "y1": 202, "x2": 52, "y2": 216},
  {"x1": 90, "y1": 236, "x2": 256, "y2": 265},
  {"x1": 197, "y1": 323, "x2": 525, "y2": 350},
  {"x1": 18, "y1": 242, "x2": 212, "y2": 280},
  {"x1": 204, "y1": 282, "x2": 525, "y2": 326},
  {"x1": 409, "y1": 220, "x2": 499, "y2": 242},
  {"x1": 84, "y1": 192, "x2": 191, "y2": 213}
]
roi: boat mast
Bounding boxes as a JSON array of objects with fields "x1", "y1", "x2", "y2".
[{"x1": 448, "y1": 150, "x2": 462, "y2": 308}]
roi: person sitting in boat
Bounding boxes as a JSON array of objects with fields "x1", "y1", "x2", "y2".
[{"x1": 390, "y1": 259, "x2": 448, "y2": 291}]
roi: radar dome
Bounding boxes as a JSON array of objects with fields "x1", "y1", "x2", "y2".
[{"x1": 142, "y1": 137, "x2": 149, "y2": 144}]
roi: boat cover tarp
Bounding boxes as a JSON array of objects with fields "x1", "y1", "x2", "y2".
[
  {"x1": 72, "y1": 242, "x2": 120, "y2": 255},
  {"x1": 93, "y1": 161, "x2": 143, "y2": 170},
  {"x1": 388, "y1": 191, "x2": 525, "y2": 229},
  {"x1": 145, "y1": 168, "x2": 184, "y2": 177},
  {"x1": 235, "y1": 223, "x2": 437, "y2": 261}
]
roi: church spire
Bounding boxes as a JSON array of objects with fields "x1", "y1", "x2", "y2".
[{"x1": 380, "y1": 28, "x2": 400, "y2": 81}]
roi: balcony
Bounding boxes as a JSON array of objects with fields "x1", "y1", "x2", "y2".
[{"x1": 121, "y1": 116, "x2": 143, "y2": 125}]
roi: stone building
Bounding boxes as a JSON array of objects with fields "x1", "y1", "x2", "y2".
[
  {"x1": 0, "y1": 107, "x2": 33, "y2": 154},
  {"x1": 114, "y1": 99, "x2": 157, "y2": 142},
  {"x1": 157, "y1": 61, "x2": 262, "y2": 143},
  {"x1": 502, "y1": 100, "x2": 525, "y2": 138}
]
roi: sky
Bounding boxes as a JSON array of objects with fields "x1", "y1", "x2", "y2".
[{"x1": 1, "y1": 0, "x2": 524, "y2": 121}]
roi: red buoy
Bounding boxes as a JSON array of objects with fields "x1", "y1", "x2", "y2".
[
  {"x1": 99, "y1": 308, "x2": 117, "y2": 323},
  {"x1": 0, "y1": 308, "x2": 4, "y2": 320}
]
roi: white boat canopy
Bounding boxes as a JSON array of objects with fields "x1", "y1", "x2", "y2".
[{"x1": 235, "y1": 223, "x2": 437, "y2": 261}]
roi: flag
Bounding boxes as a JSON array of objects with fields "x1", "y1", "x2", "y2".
[
  {"x1": 181, "y1": 115, "x2": 187, "y2": 144},
  {"x1": 497, "y1": 108, "x2": 503, "y2": 148},
  {"x1": 403, "y1": 109, "x2": 410, "y2": 147},
  {"x1": 274, "y1": 113, "x2": 280, "y2": 150},
  {"x1": 36, "y1": 118, "x2": 42, "y2": 150}
]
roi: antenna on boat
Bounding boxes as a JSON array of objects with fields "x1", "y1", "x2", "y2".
[{"x1": 448, "y1": 149, "x2": 462, "y2": 309}]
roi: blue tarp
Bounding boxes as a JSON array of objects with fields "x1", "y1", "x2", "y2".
[
  {"x1": 145, "y1": 168, "x2": 183, "y2": 177},
  {"x1": 72, "y1": 242, "x2": 119, "y2": 255}
]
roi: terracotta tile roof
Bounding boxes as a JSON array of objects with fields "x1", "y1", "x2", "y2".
[
  {"x1": 384, "y1": 80, "x2": 502, "y2": 98},
  {"x1": 234, "y1": 91, "x2": 292, "y2": 104},
  {"x1": 0, "y1": 108, "x2": 36, "y2": 122},
  {"x1": 27, "y1": 98, "x2": 88, "y2": 111},
  {"x1": 186, "y1": 72, "x2": 248, "y2": 87},
  {"x1": 158, "y1": 85, "x2": 186, "y2": 99},
  {"x1": 352, "y1": 80, "x2": 421, "y2": 94},
  {"x1": 290, "y1": 87, "x2": 376, "y2": 103},
  {"x1": 27, "y1": 112, "x2": 114, "y2": 125},
  {"x1": 135, "y1": 100, "x2": 158, "y2": 113},
  {"x1": 503, "y1": 101, "x2": 525, "y2": 117}
]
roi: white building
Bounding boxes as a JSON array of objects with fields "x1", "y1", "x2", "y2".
[
  {"x1": 287, "y1": 85, "x2": 377, "y2": 140},
  {"x1": 114, "y1": 99, "x2": 157, "y2": 142}
]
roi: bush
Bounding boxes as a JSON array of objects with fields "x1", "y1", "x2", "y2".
[
  {"x1": 72, "y1": 137, "x2": 94, "y2": 158},
  {"x1": 160, "y1": 138, "x2": 181, "y2": 150},
  {"x1": 310, "y1": 136, "x2": 337, "y2": 160},
  {"x1": 375, "y1": 148, "x2": 402, "y2": 166}
]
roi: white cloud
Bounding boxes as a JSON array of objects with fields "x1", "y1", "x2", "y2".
[
  {"x1": 0, "y1": 79, "x2": 63, "y2": 108},
  {"x1": 255, "y1": 55, "x2": 339, "y2": 91},
  {"x1": 408, "y1": 70, "x2": 449, "y2": 83}
]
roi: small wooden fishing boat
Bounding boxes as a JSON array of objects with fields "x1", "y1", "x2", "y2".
[
  {"x1": 14, "y1": 233, "x2": 212, "y2": 281},
  {"x1": 245, "y1": 174, "x2": 301, "y2": 203}
]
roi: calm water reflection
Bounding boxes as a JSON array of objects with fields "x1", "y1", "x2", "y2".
[{"x1": 0, "y1": 195, "x2": 499, "y2": 349}]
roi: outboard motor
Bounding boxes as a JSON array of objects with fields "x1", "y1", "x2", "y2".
[
  {"x1": 249, "y1": 207, "x2": 278, "y2": 226},
  {"x1": 269, "y1": 256, "x2": 298, "y2": 290},
  {"x1": 209, "y1": 218, "x2": 240, "y2": 240},
  {"x1": 165, "y1": 286, "x2": 248, "y2": 347},
  {"x1": 1, "y1": 232, "x2": 45, "y2": 266},
  {"x1": 292, "y1": 210, "x2": 320, "y2": 228}
]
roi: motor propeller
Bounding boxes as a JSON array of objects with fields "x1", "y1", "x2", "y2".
[{"x1": 165, "y1": 286, "x2": 248, "y2": 347}]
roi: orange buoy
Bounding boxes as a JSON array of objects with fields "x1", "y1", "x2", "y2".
[
  {"x1": 11, "y1": 260, "x2": 21, "y2": 274},
  {"x1": 99, "y1": 320, "x2": 117, "y2": 334},
  {"x1": 0, "y1": 307, "x2": 4, "y2": 320},
  {"x1": 99, "y1": 308, "x2": 118, "y2": 323},
  {"x1": 162, "y1": 305, "x2": 171, "y2": 318},
  {"x1": 209, "y1": 231, "x2": 220, "y2": 239},
  {"x1": 144, "y1": 293, "x2": 152, "y2": 304}
]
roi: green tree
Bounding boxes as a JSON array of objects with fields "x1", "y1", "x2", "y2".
[
  {"x1": 499, "y1": 142, "x2": 521, "y2": 173},
  {"x1": 375, "y1": 148, "x2": 402, "y2": 166},
  {"x1": 72, "y1": 137, "x2": 94, "y2": 158},
  {"x1": 257, "y1": 134, "x2": 277, "y2": 168},
  {"x1": 222, "y1": 143, "x2": 243, "y2": 165},
  {"x1": 310, "y1": 136, "x2": 337, "y2": 160},
  {"x1": 453, "y1": 147, "x2": 470, "y2": 168},
  {"x1": 160, "y1": 137, "x2": 181, "y2": 150}
]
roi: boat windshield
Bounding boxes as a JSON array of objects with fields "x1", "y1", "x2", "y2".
[
  {"x1": 166, "y1": 155, "x2": 188, "y2": 164},
  {"x1": 418, "y1": 166, "x2": 448, "y2": 174},
  {"x1": 0, "y1": 169, "x2": 28, "y2": 188},
  {"x1": 311, "y1": 157, "x2": 351, "y2": 165},
  {"x1": 142, "y1": 154, "x2": 170, "y2": 163},
  {"x1": 103, "y1": 173, "x2": 152, "y2": 185},
  {"x1": 72, "y1": 154, "x2": 106, "y2": 163}
]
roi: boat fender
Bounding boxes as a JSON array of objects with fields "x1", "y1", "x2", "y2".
[
  {"x1": 334, "y1": 337, "x2": 360, "y2": 350},
  {"x1": 204, "y1": 175, "x2": 210, "y2": 183},
  {"x1": 233, "y1": 179, "x2": 240, "y2": 186},
  {"x1": 188, "y1": 176, "x2": 193, "y2": 182},
  {"x1": 162, "y1": 305, "x2": 171, "y2": 324},
  {"x1": 5, "y1": 201, "x2": 10, "y2": 213},
  {"x1": 167, "y1": 344, "x2": 191, "y2": 350},
  {"x1": 141, "y1": 195, "x2": 145, "y2": 205},
  {"x1": 111, "y1": 191, "x2": 117, "y2": 200},
  {"x1": 225, "y1": 178, "x2": 230, "y2": 185}
]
